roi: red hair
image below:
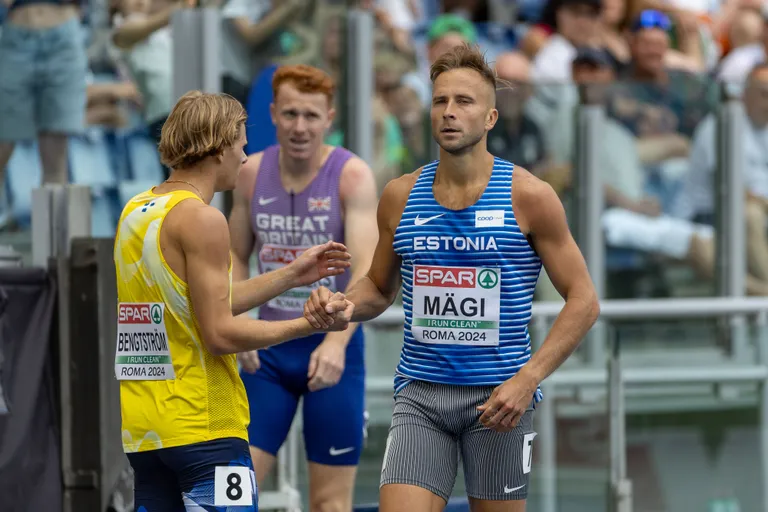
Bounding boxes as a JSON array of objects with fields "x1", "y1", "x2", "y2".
[{"x1": 272, "y1": 65, "x2": 336, "y2": 105}]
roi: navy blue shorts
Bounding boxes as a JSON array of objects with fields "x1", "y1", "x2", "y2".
[
  {"x1": 127, "y1": 437, "x2": 258, "y2": 511},
  {"x1": 240, "y1": 327, "x2": 366, "y2": 466}
]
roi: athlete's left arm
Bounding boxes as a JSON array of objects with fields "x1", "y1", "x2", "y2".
[
  {"x1": 307, "y1": 157, "x2": 379, "y2": 392},
  {"x1": 478, "y1": 171, "x2": 600, "y2": 431},
  {"x1": 519, "y1": 174, "x2": 600, "y2": 381}
]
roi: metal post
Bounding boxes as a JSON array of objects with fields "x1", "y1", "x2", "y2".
[
  {"x1": 608, "y1": 331, "x2": 632, "y2": 512},
  {"x1": 344, "y1": 10, "x2": 374, "y2": 164},
  {"x1": 171, "y1": 7, "x2": 225, "y2": 212},
  {"x1": 755, "y1": 311, "x2": 768, "y2": 512},
  {"x1": 533, "y1": 317, "x2": 557, "y2": 512},
  {"x1": 31, "y1": 185, "x2": 91, "y2": 268},
  {"x1": 574, "y1": 105, "x2": 606, "y2": 366},
  {"x1": 716, "y1": 97, "x2": 748, "y2": 361}
]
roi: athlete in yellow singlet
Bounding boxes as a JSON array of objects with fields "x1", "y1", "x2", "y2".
[{"x1": 114, "y1": 91, "x2": 354, "y2": 511}]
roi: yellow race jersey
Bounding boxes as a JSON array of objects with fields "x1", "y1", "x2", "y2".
[{"x1": 113, "y1": 188, "x2": 249, "y2": 453}]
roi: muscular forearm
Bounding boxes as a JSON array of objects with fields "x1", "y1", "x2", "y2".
[
  {"x1": 214, "y1": 316, "x2": 315, "y2": 355},
  {"x1": 346, "y1": 276, "x2": 396, "y2": 323},
  {"x1": 231, "y1": 266, "x2": 296, "y2": 316},
  {"x1": 521, "y1": 292, "x2": 600, "y2": 384}
]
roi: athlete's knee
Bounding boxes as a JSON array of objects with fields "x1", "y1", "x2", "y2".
[{"x1": 308, "y1": 491, "x2": 353, "y2": 512}]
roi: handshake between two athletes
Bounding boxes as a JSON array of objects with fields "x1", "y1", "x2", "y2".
[{"x1": 294, "y1": 241, "x2": 358, "y2": 333}]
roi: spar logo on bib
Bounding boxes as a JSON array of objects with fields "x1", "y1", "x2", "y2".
[
  {"x1": 414, "y1": 266, "x2": 499, "y2": 290},
  {"x1": 119, "y1": 303, "x2": 163, "y2": 324}
]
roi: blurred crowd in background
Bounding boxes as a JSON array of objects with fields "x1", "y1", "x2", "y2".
[{"x1": 2, "y1": 0, "x2": 768, "y2": 300}]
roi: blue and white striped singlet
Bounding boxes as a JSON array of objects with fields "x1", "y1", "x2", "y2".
[{"x1": 392, "y1": 157, "x2": 543, "y2": 401}]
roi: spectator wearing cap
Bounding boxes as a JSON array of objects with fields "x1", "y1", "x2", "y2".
[
  {"x1": 718, "y1": 4, "x2": 768, "y2": 85},
  {"x1": 401, "y1": 13, "x2": 478, "y2": 107},
  {"x1": 530, "y1": 0, "x2": 603, "y2": 84},
  {"x1": 605, "y1": 10, "x2": 717, "y2": 168}
]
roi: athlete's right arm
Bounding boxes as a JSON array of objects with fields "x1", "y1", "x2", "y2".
[
  {"x1": 182, "y1": 205, "x2": 325, "y2": 355},
  {"x1": 305, "y1": 176, "x2": 411, "y2": 325}
]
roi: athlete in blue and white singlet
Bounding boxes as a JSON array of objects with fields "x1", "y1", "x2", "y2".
[
  {"x1": 393, "y1": 157, "x2": 545, "y2": 398},
  {"x1": 304, "y1": 45, "x2": 599, "y2": 511}
]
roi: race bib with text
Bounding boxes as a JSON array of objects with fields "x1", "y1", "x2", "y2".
[
  {"x1": 115, "y1": 302, "x2": 175, "y2": 381},
  {"x1": 412, "y1": 265, "x2": 501, "y2": 346},
  {"x1": 259, "y1": 244, "x2": 336, "y2": 312}
]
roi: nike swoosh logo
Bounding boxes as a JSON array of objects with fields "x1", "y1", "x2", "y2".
[
  {"x1": 414, "y1": 213, "x2": 444, "y2": 226},
  {"x1": 258, "y1": 197, "x2": 277, "y2": 206},
  {"x1": 329, "y1": 446, "x2": 355, "y2": 456},
  {"x1": 504, "y1": 484, "x2": 525, "y2": 493}
]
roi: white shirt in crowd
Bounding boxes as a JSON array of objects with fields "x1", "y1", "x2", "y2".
[
  {"x1": 675, "y1": 111, "x2": 768, "y2": 220},
  {"x1": 113, "y1": 13, "x2": 173, "y2": 125}
]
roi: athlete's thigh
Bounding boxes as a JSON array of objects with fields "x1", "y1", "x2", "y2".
[
  {"x1": 240, "y1": 354, "x2": 300, "y2": 457},
  {"x1": 380, "y1": 381, "x2": 460, "y2": 504},
  {"x1": 127, "y1": 450, "x2": 185, "y2": 512},
  {"x1": 301, "y1": 357, "x2": 365, "y2": 467},
  {"x1": 461, "y1": 403, "x2": 536, "y2": 503},
  {"x1": 160, "y1": 437, "x2": 258, "y2": 511}
]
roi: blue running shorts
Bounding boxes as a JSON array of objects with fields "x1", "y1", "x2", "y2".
[
  {"x1": 240, "y1": 326, "x2": 366, "y2": 466},
  {"x1": 126, "y1": 437, "x2": 258, "y2": 511}
]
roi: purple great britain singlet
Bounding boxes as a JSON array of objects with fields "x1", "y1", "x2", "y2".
[{"x1": 250, "y1": 145, "x2": 354, "y2": 321}]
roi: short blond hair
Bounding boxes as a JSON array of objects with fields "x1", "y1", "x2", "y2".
[
  {"x1": 158, "y1": 91, "x2": 247, "y2": 170},
  {"x1": 430, "y1": 44, "x2": 497, "y2": 92}
]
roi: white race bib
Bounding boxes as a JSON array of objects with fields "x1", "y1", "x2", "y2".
[
  {"x1": 411, "y1": 265, "x2": 501, "y2": 346},
  {"x1": 114, "y1": 303, "x2": 175, "y2": 381},
  {"x1": 214, "y1": 466, "x2": 254, "y2": 507},
  {"x1": 259, "y1": 244, "x2": 336, "y2": 312}
]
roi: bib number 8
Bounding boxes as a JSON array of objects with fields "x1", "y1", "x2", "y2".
[{"x1": 214, "y1": 466, "x2": 253, "y2": 507}]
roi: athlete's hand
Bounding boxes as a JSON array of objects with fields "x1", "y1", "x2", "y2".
[
  {"x1": 289, "y1": 241, "x2": 352, "y2": 287},
  {"x1": 477, "y1": 370, "x2": 538, "y2": 432},
  {"x1": 307, "y1": 338, "x2": 346, "y2": 392},
  {"x1": 323, "y1": 292, "x2": 354, "y2": 332},
  {"x1": 304, "y1": 286, "x2": 335, "y2": 329},
  {"x1": 237, "y1": 350, "x2": 260, "y2": 374}
]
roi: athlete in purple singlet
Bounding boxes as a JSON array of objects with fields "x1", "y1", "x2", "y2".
[{"x1": 228, "y1": 64, "x2": 378, "y2": 510}]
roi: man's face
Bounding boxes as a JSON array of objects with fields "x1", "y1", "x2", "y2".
[
  {"x1": 271, "y1": 83, "x2": 334, "y2": 161},
  {"x1": 428, "y1": 33, "x2": 468, "y2": 64},
  {"x1": 557, "y1": 3, "x2": 601, "y2": 47},
  {"x1": 745, "y1": 69, "x2": 768, "y2": 126},
  {"x1": 430, "y1": 68, "x2": 498, "y2": 155},
  {"x1": 218, "y1": 124, "x2": 247, "y2": 191},
  {"x1": 631, "y1": 28, "x2": 669, "y2": 77}
]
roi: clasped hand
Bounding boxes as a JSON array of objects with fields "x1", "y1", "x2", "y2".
[{"x1": 304, "y1": 286, "x2": 354, "y2": 332}]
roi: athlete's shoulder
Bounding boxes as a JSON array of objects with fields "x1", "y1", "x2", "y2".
[
  {"x1": 339, "y1": 154, "x2": 377, "y2": 202},
  {"x1": 511, "y1": 165, "x2": 564, "y2": 231},
  {"x1": 169, "y1": 200, "x2": 229, "y2": 244},
  {"x1": 385, "y1": 166, "x2": 423, "y2": 197}
]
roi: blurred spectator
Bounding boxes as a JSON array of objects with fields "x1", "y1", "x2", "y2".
[
  {"x1": 220, "y1": 0, "x2": 300, "y2": 105},
  {"x1": 606, "y1": 10, "x2": 716, "y2": 167},
  {"x1": 530, "y1": 0, "x2": 602, "y2": 83},
  {"x1": 369, "y1": 0, "x2": 424, "y2": 31},
  {"x1": 401, "y1": 13, "x2": 477, "y2": 107},
  {"x1": 489, "y1": 51, "x2": 549, "y2": 172},
  {"x1": 86, "y1": 80, "x2": 142, "y2": 128},
  {"x1": 546, "y1": 48, "x2": 750, "y2": 293},
  {"x1": 0, "y1": 0, "x2": 88, "y2": 186},
  {"x1": 677, "y1": 63, "x2": 768, "y2": 292},
  {"x1": 111, "y1": 0, "x2": 180, "y2": 159},
  {"x1": 718, "y1": 4, "x2": 767, "y2": 85}
]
